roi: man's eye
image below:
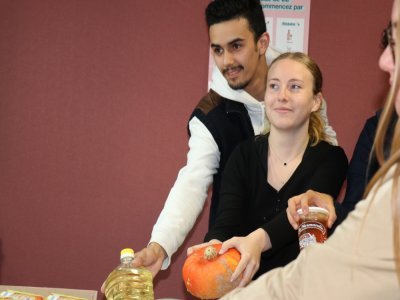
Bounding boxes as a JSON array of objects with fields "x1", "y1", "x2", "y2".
[
  {"x1": 232, "y1": 43, "x2": 242, "y2": 50},
  {"x1": 213, "y1": 48, "x2": 223, "y2": 55}
]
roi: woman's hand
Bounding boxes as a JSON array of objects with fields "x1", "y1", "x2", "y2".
[
  {"x1": 219, "y1": 228, "x2": 271, "y2": 287},
  {"x1": 187, "y1": 239, "x2": 221, "y2": 256},
  {"x1": 287, "y1": 190, "x2": 337, "y2": 230}
]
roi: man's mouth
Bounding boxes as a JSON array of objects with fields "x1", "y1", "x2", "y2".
[{"x1": 223, "y1": 66, "x2": 243, "y2": 79}]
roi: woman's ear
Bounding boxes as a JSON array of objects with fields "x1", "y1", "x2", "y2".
[
  {"x1": 257, "y1": 32, "x2": 270, "y2": 55},
  {"x1": 312, "y1": 92, "x2": 323, "y2": 112}
]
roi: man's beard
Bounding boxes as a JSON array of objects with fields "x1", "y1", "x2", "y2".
[
  {"x1": 228, "y1": 79, "x2": 251, "y2": 90},
  {"x1": 223, "y1": 66, "x2": 250, "y2": 90}
]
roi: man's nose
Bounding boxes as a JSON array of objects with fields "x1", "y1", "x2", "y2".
[{"x1": 223, "y1": 51, "x2": 235, "y2": 66}]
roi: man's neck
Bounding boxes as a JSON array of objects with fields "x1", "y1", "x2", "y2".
[{"x1": 244, "y1": 60, "x2": 268, "y2": 102}]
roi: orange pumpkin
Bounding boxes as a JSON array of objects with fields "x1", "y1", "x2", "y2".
[{"x1": 182, "y1": 243, "x2": 241, "y2": 299}]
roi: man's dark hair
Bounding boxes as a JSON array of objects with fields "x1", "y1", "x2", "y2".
[{"x1": 205, "y1": 0, "x2": 266, "y2": 42}]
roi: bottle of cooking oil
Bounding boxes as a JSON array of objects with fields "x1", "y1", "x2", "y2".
[{"x1": 104, "y1": 248, "x2": 154, "y2": 300}]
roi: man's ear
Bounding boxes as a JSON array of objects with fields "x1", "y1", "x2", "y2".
[
  {"x1": 312, "y1": 92, "x2": 323, "y2": 112},
  {"x1": 257, "y1": 32, "x2": 269, "y2": 55}
]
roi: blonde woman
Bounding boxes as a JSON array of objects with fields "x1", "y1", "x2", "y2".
[
  {"x1": 188, "y1": 52, "x2": 348, "y2": 287},
  {"x1": 221, "y1": 0, "x2": 400, "y2": 298}
]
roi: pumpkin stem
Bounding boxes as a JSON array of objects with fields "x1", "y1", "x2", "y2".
[{"x1": 203, "y1": 245, "x2": 218, "y2": 260}]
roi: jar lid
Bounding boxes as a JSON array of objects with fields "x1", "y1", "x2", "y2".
[{"x1": 297, "y1": 206, "x2": 329, "y2": 215}]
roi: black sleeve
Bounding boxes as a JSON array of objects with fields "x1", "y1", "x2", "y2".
[
  {"x1": 342, "y1": 114, "x2": 378, "y2": 209},
  {"x1": 204, "y1": 141, "x2": 249, "y2": 242},
  {"x1": 262, "y1": 145, "x2": 348, "y2": 252},
  {"x1": 333, "y1": 114, "x2": 379, "y2": 230}
]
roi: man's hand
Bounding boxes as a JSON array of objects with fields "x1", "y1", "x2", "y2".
[
  {"x1": 131, "y1": 242, "x2": 167, "y2": 276},
  {"x1": 287, "y1": 190, "x2": 336, "y2": 230},
  {"x1": 100, "y1": 242, "x2": 167, "y2": 293}
]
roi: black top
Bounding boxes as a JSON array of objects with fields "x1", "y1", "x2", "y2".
[
  {"x1": 205, "y1": 135, "x2": 348, "y2": 278},
  {"x1": 189, "y1": 89, "x2": 254, "y2": 228},
  {"x1": 337, "y1": 113, "x2": 379, "y2": 219},
  {"x1": 334, "y1": 110, "x2": 397, "y2": 231}
]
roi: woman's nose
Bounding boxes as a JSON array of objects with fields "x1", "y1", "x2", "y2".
[
  {"x1": 379, "y1": 46, "x2": 394, "y2": 74},
  {"x1": 278, "y1": 87, "x2": 288, "y2": 101}
]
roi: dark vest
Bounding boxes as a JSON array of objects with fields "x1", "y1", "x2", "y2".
[{"x1": 188, "y1": 89, "x2": 254, "y2": 228}]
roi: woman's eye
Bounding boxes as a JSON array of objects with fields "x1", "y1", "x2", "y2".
[
  {"x1": 269, "y1": 83, "x2": 279, "y2": 90},
  {"x1": 290, "y1": 84, "x2": 301, "y2": 90}
]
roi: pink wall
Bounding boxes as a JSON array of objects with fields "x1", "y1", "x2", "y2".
[{"x1": 0, "y1": 0, "x2": 392, "y2": 299}]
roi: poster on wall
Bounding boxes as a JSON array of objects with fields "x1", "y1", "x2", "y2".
[{"x1": 207, "y1": 0, "x2": 311, "y2": 88}]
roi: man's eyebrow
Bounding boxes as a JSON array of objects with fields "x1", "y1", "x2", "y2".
[
  {"x1": 228, "y1": 38, "x2": 245, "y2": 45},
  {"x1": 210, "y1": 38, "x2": 245, "y2": 48}
]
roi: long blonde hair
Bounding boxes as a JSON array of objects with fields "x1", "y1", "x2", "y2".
[
  {"x1": 364, "y1": 1, "x2": 400, "y2": 280},
  {"x1": 268, "y1": 52, "x2": 326, "y2": 145}
]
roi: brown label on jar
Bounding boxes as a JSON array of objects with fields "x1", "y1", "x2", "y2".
[{"x1": 298, "y1": 220, "x2": 327, "y2": 250}]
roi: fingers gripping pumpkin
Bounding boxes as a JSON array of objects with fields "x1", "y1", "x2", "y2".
[{"x1": 182, "y1": 243, "x2": 241, "y2": 299}]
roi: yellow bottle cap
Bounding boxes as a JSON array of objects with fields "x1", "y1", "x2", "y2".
[{"x1": 120, "y1": 248, "x2": 134, "y2": 259}]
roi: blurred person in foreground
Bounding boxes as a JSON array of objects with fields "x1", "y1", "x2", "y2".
[{"x1": 221, "y1": 0, "x2": 400, "y2": 298}]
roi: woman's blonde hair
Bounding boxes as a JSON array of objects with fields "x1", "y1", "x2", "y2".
[
  {"x1": 268, "y1": 52, "x2": 326, "y2": 145},
  {"x1": 364, "y1": 1, "x2": 400, "y2": 280}
]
